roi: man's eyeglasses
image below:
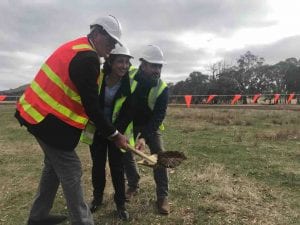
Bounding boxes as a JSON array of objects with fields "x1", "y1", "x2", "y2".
[
  {"x1": 103, "y1": 33, "x2": 117, "y2": 46},
  {"x1": 94, "y1": 25, "x2": 118, "y2": 46}
]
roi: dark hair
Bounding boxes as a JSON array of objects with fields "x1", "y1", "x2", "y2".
[
  {"x1": 102, "y1": 55, "x2": 117, "y2": 75},
  {"x1": 102, "y1": 54, "x2": 132, "y2": 76},
  {"x1": 88, "y1": 25, "x2": 109, "y2": 38}
]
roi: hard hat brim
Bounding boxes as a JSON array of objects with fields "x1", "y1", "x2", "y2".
[
  {"x1": 108, "y1": 32, "x2": 123, "y2": 46},
  {"x1": 140, "y1": 58, "x2": 166, "y2": 65},
  {"x1": 111, "y1": 53, "x2": 134, "y2": 59}
]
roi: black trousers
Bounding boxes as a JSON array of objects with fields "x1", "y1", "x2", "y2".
[{"x1": 89, "y1": 135, "x2": 125, "y2": 207}]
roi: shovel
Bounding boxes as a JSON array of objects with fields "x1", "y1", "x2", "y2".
[
  {"x1": 126, "y1": 144, "x2": 157, "y2": 165},
  {"x1": 126, "y1": 144, "x2": 186, "y2": 168}
]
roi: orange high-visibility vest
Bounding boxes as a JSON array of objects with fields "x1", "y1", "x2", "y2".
[{"x1": 17, "y1": 37, "x2": 97, "y2": 129}]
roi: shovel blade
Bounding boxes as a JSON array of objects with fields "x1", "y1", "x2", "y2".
[{"x1": 157, "y1": 151, "x2": 187, "y2": 168}]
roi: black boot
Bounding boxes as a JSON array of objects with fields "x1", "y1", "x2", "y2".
[
  {"x1": 117, "y1": 205, "x2": 129, "y2": 221},
  {"x1": 89, "y1": 197, "x2": 103, "y2": 213}
]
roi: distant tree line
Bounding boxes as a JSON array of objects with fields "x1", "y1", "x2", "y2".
[
  {"x1": 1, "y1": 51, "x2": 299, "y2": 104},
  {"x1": 168, "y1": 51, "x2": 300, "y2": 104}
]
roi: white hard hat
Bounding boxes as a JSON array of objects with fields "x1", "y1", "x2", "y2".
[
  {"x1": 140, "y1": 45, "x2": 166, "y2": 64},
  {"x1": 110, "y1": 45, "x2": 133, "y2": 58},
  {"x1": 90, "y1": 15, "x2": 123, "y2": 46}
]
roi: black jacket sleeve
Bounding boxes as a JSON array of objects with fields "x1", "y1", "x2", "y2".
[{"x1": 69, "y1": 51, "x2": 116, "y2": 138}]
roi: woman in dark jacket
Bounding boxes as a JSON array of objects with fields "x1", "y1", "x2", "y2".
[{"x1": 88, "y1": 45, "x2": 134, "y2": 220}]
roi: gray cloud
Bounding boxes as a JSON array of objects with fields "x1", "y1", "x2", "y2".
[
  {"x1": 219, "y1": 35, "x2": 300, "y2": 67},
  {"x1": 0, "y1": 0, "x2": 297, "y2": 90},
  {"x1": 251, "y1": 35, "x2": 300, "y2": 64}
]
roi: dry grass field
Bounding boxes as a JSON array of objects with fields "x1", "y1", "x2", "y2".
[{"x1": 0, "y1": 104, "x2": 299, "y2": 225}]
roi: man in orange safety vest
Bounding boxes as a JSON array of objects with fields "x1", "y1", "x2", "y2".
[{"x1": 15, "y1": 15, "x2": 128, "y2": 225}]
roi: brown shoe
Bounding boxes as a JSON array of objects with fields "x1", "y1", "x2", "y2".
[
  {"x1": 157, "y1": 197, "x2": 170, "y2": 214},
  {"x1": 125, "y1": 187, "x2": 139, "y2": 202}
]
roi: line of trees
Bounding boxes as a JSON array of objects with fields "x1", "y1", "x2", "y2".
[{"x1": 168, "y1": 51, "x2": 300, "y2": 104}]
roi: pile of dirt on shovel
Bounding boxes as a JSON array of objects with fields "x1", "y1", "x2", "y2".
[{"x1": 157, "y1": 151, "x2": 187, "y2": 168}]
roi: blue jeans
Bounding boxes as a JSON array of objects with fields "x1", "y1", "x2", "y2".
[
  {"x1": 29, "y1": 137, "x2": 94, "y2": 225},
  {"x1": 123, "y1": 130, "x2": 169, "y2": 198}
]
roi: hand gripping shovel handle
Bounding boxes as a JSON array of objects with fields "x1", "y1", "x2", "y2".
[{"x1": 126, "y1": 144, "x2": 157, "y2": 164}]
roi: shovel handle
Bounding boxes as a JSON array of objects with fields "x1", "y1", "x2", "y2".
[{"x1": 126, "y1": 144, "x2": 157, "y2": 164}]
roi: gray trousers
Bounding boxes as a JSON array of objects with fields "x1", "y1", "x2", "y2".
[
  {"x1": 124, "y1": 130, "x2": 169, "y2": 198},
  {"x1": 29, "y1": 137, "x2": 94, "y2": 225}
]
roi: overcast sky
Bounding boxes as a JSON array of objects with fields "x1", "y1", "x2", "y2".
[{"x1": 1, "y1": 0, "x2": 300, "y2": 91}]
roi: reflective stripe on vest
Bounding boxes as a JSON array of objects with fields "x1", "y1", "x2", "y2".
[
  {"x1": 148, "y1": 79, "x2": 167, "y2": 110},
  {"x1": 17, "y1": 95, "x2": 45, "y2": 123},
  {"x1": 17, "y1": 37, "x2": 96, "y2": 129},
  {"x1": 112, "y1": 69, "x2": 138, "y2": 123},
  {"x1": 72, "y1": 44, "x2": 94, "y2": 51},
  {"x1": 80, "y1": 121, "x2": 96, "y2": 145},
  {"x1": 41, "y1": 63, "x2": 81, "y2": 104},
  {"x1": 114, "y1": 70, "x2": 138, "y2": 152},
  {"x1": 97, "y1": 71, "x2": 105, "y2": 93},
  {"x1": 30, "y1": 80, "x2": 87, "y2": 125},
  {"x1": 122, "y1": 121, "x2": 134, "y2": 151},
  {"x1": 148, "y1": 79, "x2": 167, "y2": 130}
]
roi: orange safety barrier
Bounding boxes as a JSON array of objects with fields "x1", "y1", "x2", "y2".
[
  {"x1": 231, "y1": 94, "x2": 241, "y2": 105},
  {"x1": 184, "y1": 95, "x2": 192, "y2": 108},
  {"x1": 252, "y1": 94, "x2": 261, "y2": 103},
  {"x1": 274, "y1": 94, "x2": 280, "y2": 104},
  {"x1": 0, "y1": 95, "x2": 7, "y2": 101},
  {"x1": 287, "y1": 93, "x2": 295, "y2": 104},
  {"x1": 206, "y1": 95, "x2": 216, "y2": 104}
]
